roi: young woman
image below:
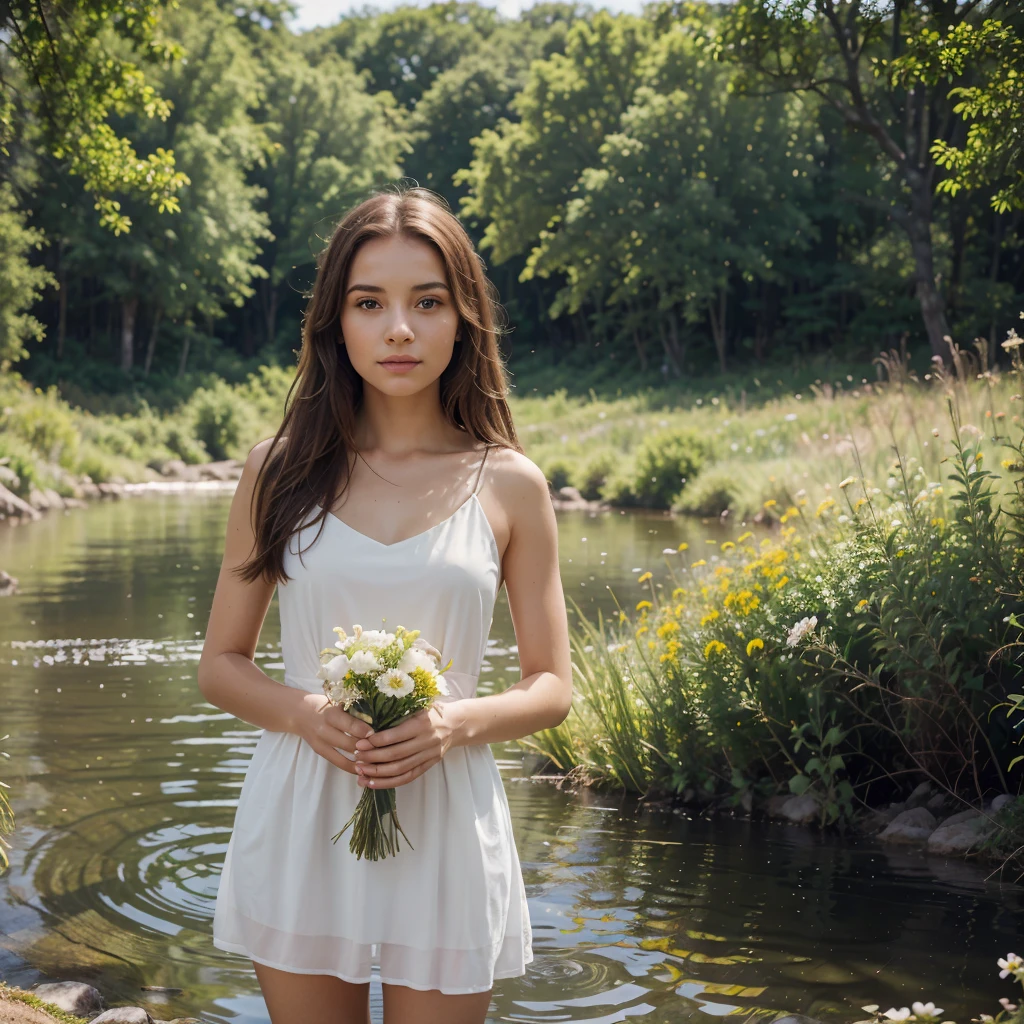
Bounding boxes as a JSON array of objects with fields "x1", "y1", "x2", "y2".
[{"x1": 197, "y1": 187, "x2": 573, "y2": 1024}]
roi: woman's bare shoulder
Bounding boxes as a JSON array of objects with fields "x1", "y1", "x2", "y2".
[{"x1": 486, "y1": 446, "x2": 552, "y2": 529}]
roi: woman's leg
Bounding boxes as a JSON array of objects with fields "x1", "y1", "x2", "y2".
[
  {"x1": 253, "y1": 961, "x2": 371, "y2": 1024},
  {"x1": 381, "y1": 983, "x2": 492, "y2": 1024}
]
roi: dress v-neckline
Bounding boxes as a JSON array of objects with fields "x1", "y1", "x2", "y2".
[{"x1": 316, "y1": 491, "x2": 482, "y2": 550}]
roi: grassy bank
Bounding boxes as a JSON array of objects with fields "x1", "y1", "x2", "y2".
[{"x1": 523, "y1": 337, "x2": 1024, "y2": 854}]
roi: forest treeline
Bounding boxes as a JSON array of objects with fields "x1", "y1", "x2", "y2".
[{"x1": 1, "y1": 0, "x2": 1022, "y2": 404}]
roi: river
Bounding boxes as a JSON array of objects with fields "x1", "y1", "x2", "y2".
[{"x1": 0, "y1": 491, "x2": 1020, "y2": 1022}]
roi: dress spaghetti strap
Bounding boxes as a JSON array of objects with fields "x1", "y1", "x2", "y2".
[{"x1": 471, "y1": 444, "x2": 491, "y2": 496}]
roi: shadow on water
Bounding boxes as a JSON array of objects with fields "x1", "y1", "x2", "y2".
[{"x1": 0, "y1": 494, "x2": 1020, "y2": 1022}]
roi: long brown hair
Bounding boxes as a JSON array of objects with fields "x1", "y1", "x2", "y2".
[{"x1": 236, "y1": 186, "x2": 522, "y2": 586}]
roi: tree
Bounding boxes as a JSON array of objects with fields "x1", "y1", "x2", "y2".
[
  {"x1": 893, "y1": 16, "x2": 1024, "y2": 215},
  {"x1": 0, "y1": 0, "x2": 189, "y2": 234},
  {"x1": 719, "y1": 0, "x2": 1014, "y2": 362}
]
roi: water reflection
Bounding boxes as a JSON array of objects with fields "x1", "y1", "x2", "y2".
[{"x1": 0, "y1": 494, "x2": 1020, "y2": 1022}]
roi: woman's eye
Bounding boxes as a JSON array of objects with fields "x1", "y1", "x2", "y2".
[
  {"x1": 356, "y1": 298, "x2": 380, "y2": 310},
  {"x1": 418, "y1": 297, "x2": 440, "y2": 310}
]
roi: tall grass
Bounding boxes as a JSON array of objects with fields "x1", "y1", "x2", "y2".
[{"x1": 523, "y1": 334, "x2": 1024, "y2": 831}]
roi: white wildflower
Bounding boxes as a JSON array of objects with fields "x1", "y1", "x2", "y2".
[
  {"x1": 411, "y1": 636, "x2": 443, "y2": 664},
  {"x1": 998, "y1": 952, "x2": 1023, "y2": 979},
  {"x1": 324, "y1": 680, "x2": 358, "y2": 705},
  {"x1": 376, "y1": 668, "x2": 415, "y2": 698},
  {"x1": 317, "y1": 654, "x2": 351, "y2": 682},
  {"x1": 349, "y1": 649, "x2": 383, "y2": 675},
  {"x1": 398, "y1": 646, "x2": 440, "y2": 675},
  {"x1": 358, "y1": 629, "x2": 395, "y2": 650},
  {"x1": 911, "y1": 1003, "x2": 943, "y2": 1019},
  {"x1": 786, "y1": 615, "x2": 818, "y2": 647},
  {"x1": 884, "y1": 1010, "x2": 912, "y2": 1022},
  {"x1": 999, "y1": 998, "x2": 1018, "y2": 1013},
  {"x1": 435, "y1": 674, "x2": 450, "y2": 696}
]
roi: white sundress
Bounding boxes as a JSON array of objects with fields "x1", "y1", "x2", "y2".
[{"x1": 212, "y1": 445, "x2": 534, "y2": 994}]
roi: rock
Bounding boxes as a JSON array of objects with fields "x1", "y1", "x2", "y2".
[
  {"x1": 887, "y1": 800, "x2": 907, "y2": 814},
  {"x1": 772, "y1": 1015, "x2": 826, "y2": 1024},
  {"x1": 926, "y1": 792, "x2": 950, "y2": 813},
  {"x1": 91, "y1": 1008, "x2": 154, "y2": 1024},
  {"x1": 878, "y1": 807, "x2": 938, "y2": 845},
  {"x1": 0, "y1": 464, "x2": 20, "y2": 488},
  {"x1": 906, "y1": 781, "x2": 934, "y2": 809},
  {"x1": 927, "y1": 810, "x2": 992, "y2": 856},
  {"x1": 42, "y1": 487, "x2": 66, "y2": 510},
  {"x1": 557, "y1": 485, "x2": 584, "y2": 502},
  {"x1": 991, "y1": 794, "x2": 1016, "y2": 813},
  {"x1": 198, "y1": 460, "x2": 240, "y2": 482},
  {"x1": 779, "y1": 793, "x2": 819, "y2": 825},
  {"x1": 96, "y1": 482, "x2": 125, "y2": 498},
  {"x1": 0, "y1": 482, "x2": 41, "y2": 519},
  {"x1": 0, "y1": 569, "x2": 18, "y2": 596},
  {"x1": 855, "y1": 807, "x2": 896, "y2": 834},
  {"x1": 33, "y1": 981, "x2": 105, "y2": 1015}
]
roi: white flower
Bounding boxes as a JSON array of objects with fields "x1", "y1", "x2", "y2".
[
  {"x1": 316, "y1": 654, "x2": 351, "y2": 682},
  {"x1": 884, "y1": 1009, "x2": 912, "y2": 1021},
  {"x1": 411, "y1": 637, "x2": 442, "y2": 663},
  {"x1": 786, "y1": 615, "x2": 818, "y2": 647},
  {"x1": 435, "y1": 674, "x2": 450, "y2": 696},
  {"x1": 999, "y1": 998, "x2": 1018, "y2": 1013},
  {"x1": 912, "y1": 1003, "x2": 943, "y2": 1019},
  {"x1": 398, "y1": 647, "x2": 440, "y2": 675},
  {"x1": 376, "y1": 669, "x2": 415, "y2": 698},
  {"x1": 358, "y1": 629, "x2": 395, "y2": 650},
  {"x1": 348, "y1": 649, "x2": 383, "y2": 675},
  {"x1": 998, "y1": 952, "x2": 1023, "y2": 979},
  {"x1": 662, "y1": 547, "x2": 677, "y2": 554}
]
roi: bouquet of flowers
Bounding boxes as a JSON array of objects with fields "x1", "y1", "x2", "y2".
[{"x1": 317, "y1": 622, "x2": 452, "y2": 861}]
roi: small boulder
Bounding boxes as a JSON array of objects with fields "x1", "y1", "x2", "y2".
[
  {"x1": 92, "y1": 1008, "x2": 154, "y2": 1024},
  {"x1": 879, "y1": 807, "x2": 938, "y2": 845},
  {"x1": 991, "y1": 794, "x2": 1016, "y2": 813},
  {"x1": 33, "y1": 981, "x2": 104, "y2": 1015},
  {"x1": 42, "y1": 488, "x2": 66, "y2": 510},
  {"x1": 779, "y1": 793, "x2": 819, "y2": 825},
  {"x1": 927, "y1": 810, "x2": 992, "y2": 856},
  {"x1": 888, "y1": 800, "x2": 907, "y2": 814},
  {"x1": 926, "y1": 792, "x2": 950, "y2": 813},
  {"x1": 906, "y1": 781, "x2": 934, "y2": 809},
  {"x1": 766, "y1": 794, "x2": 792, "y2": 819}
]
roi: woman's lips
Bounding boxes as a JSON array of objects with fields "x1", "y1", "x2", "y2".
[{"x1": 379, "y1": 359, "x2": 421, "y2": 374}]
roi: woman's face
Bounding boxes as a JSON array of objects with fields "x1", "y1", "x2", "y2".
[{"x1": 340, "y1": 233, "x2": 460, "y2": 395}]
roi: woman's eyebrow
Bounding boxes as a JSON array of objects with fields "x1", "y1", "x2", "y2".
[{"x1": 345, "y1": 281, "x2": 450, "y2": 295}]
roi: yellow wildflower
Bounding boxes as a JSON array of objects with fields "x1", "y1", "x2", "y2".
[
  {"x1": 737, "y1": 531, "x2": 753, "y2": 543},
  {"x1": 839, "y1": 476, "x2": 856, "y2": 489},
  {"x1": 721, "y1": 541, "x2": 736, "y2": 552},
  {"x1": 704, "y1": 639, "x2": 727, "y2": 658},
  {"x1": 774, "y1": 575, "x2": 789, "y2": 589},
  {"x1": 638, "y1": 571, "x2": 652, "y2": 583},
  {"x1": 636, "y1": 600, "x2": 653, "y2": 611},
  {"x1": 700, "y1": 609, "x2": 720, "y2": 626},
  {"x1": 816, "y1": 497, "x2": 836, "y2": 516},
  {"x1": 692, "y1": 559, "x2": 707, "y2": 567},
  {"x1": 763, "y1": 499, "x2": 777, "y2": 508},
  {"x1": 677, "y1": 542, "x2": 689, "y2": 551},
  {"x1": 856, "y1": 599, "x2": 868, "y2": 610},
  {"x1": 746, "y1": 638, "x2": 764, "y2": 656}
]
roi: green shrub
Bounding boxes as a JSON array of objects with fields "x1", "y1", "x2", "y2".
[
  {"x1": 538, "y1": 455, "x2": 574, "y2": 491},
  {"x1": 573, "y1": 449, "x2": 618, "y2": 500},
  {"x1": 674, "y1": 464, "x2": 739, "y2": 516},
  {"x1": 187, "y1": 380, "x2": 259, "y2": 461},
  {"x1": 1, "y1": 384, "x2": 79, "y2": 468},
  {"x1": 0, "y1": 433, "x2": 41, "y2": 496},
  {"x1": 602, "y1": 427, "x2": 708, "y2": 508}
]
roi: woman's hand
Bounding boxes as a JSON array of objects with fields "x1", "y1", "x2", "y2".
[
  {"x1": 295, "y1": 692, "x2": 375, "y2": 775},
  {"x1": 352, "y1": 701, "x2": 462, "y2": 789}
]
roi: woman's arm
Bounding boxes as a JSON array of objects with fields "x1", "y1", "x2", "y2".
[
  {"x1": 351, "y1": 452, "x2": 573, "y2": 790},
  {"x1": 447, "y1": 453, "x2": 573, "y2": 745},
  {"x1": 197, "y1": 440, "x2": 375, "y2": 774}
]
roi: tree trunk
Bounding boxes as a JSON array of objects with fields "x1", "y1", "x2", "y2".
[
  {"x1": 143, "y1": 307, "x2": 163, "y2": 376},
  {"x1": 121, "y1": 296, "x2": 138, "y2": 372},
  {"x1": 262, "y1": 280, "x2": 279, "y2": 348},
  {"x1": 631, "y1": 328, "x2": 648, "y2": 373},
  {"x1": 56, "y1": 261, "x2": 67, "y2": 361},
  {"x1": 707, "y1": 287, "x2": 728, "y2": 374},
  {"x1": 178, "y1": 331, "x2": 191, "y2": 378},
  {"x1": 658, "y1": 308, "x2": 684, "y2": 377}
]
